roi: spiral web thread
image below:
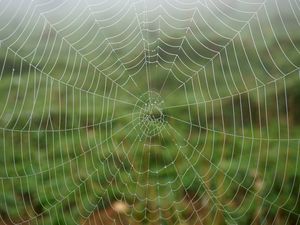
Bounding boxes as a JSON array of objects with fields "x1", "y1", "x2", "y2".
[{"x1": 0, "y1": 0, "x2": 300, "y2": 224}]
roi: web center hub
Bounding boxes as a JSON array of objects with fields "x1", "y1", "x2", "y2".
[{"x1": 133, "y1": 91, "x2": 166, "y2": 137}]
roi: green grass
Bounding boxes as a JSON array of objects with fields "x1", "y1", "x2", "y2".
[{"x1": 0, "y1": 5, "x2": 300, "y2": 225}]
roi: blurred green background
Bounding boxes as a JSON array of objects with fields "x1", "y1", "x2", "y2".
[{"x1": 0, "y1": 0, "x2": 300, "y2": 224}]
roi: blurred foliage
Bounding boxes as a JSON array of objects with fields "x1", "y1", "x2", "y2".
[{"x1": 0, "y1": 2, "x2": 300, "y2": 225}]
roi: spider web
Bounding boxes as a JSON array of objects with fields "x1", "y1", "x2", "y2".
[{"x1": 0, "y1": 0, "x2": 300, "y2": 224}]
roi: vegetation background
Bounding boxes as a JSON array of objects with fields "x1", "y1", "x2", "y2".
[{"x1": 0, "y1": 0, "x2": 299, "y2": 224}]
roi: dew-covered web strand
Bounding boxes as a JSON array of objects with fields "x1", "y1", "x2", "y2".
[
  {"x1": 0, "y1": 1, "x2": 146, "y2": 133},
  {"x1": 13, "y1": 120, "x2": 140, "y2": 225},
  {"x1": 30, "y1": 0, "x2": 145, "y2": 104},
  {"x1": 165, "y1": 124, "x2": 238, "y2": 224},
  {"x1": 158, "y1": 7, "x2": 200, "y2": 95},
  {"x1": 0, "y1": 115, "x2": 140, "y2": 179},
  {"x1": 83, "y1": 0, "x2": 142, "y2": 88},
  {"x1": 80, "y1": 133, "x2": 142, "y2": 225},
  {"x1": 162, "y1": 2, "x2": 267, "y2": 102},
  {"x1": 166, "y1": 122, "x2": 300, "y2": 217}
]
